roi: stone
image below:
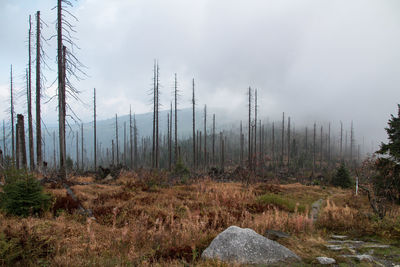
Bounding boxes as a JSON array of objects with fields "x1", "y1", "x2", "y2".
[
  {"x1": 363, "y1": 243, "x2": 390, "y2": 248},
  {"x1": 341, "y1": 254, "x2": 374, "y2": 262},
  {"x1": 202, "y1": 226, "x2": 300, "y2": 265},
  {"x1": 264, "y1": 229, "x2": 290, "y2": 240},
  {"x1": 326, "y1": 245, "x2": 345, "y2": 251},
  {"x1": 316, "y1": 257, "x2": 336, "y2": 264}
]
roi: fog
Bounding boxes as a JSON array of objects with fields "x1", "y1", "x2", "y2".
[{"x1": 1, "y1": 0, "x2": 400, "y2": 151}]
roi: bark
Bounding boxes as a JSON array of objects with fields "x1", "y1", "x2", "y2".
[{"x1": 16, "y1": 114, "x2": 27, "y2": 169}]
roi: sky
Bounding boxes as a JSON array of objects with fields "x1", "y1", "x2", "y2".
[{"x1": 1, "y1": 0, "x2": 400, "y2": 152}]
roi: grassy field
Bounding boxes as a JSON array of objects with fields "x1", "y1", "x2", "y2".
[{"x1": 1, "y1": 170, "x2": 400, "y2": 266}]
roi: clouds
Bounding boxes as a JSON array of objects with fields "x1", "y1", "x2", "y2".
[{"x1": 1, "y1": 0, "x2": 400, "y2": 147}]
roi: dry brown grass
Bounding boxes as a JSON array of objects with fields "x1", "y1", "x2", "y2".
[{"x1": 1, "y1": 171, "x2": 398, "y2": 266}]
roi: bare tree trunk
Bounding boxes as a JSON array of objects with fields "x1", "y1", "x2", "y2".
[
  {"x1": 281, "y1": 112, "x2": 285, "y2": 166},
  {"x1": 204, "y1": 105, "x2": 207, "y2": 169},
  {"x1": 152, "y1": 61, "x2": 156, "y2": 168},
  {"x1": 248, "y1": 87, "x2": 252, "y2": 169},
  {"x1": 272, "y1": 122, "x2": 275, "y2": 168},
  {"x1": 320, "y1": 125, "x2": 323, "y2": 169},
  {"x1": 287, "y1": 116, "x2": 291, "y2": 168},
  {"x1": 16, "y1": 114, "x2": 27, "y2": 169},
  {"x1": 130, "y1": 106, "x2": 133, "y2": 169},
  {"x1": 27, "y1": 15, "x2": 35, "y2": 170},
  {"x1": 254, "y1": 89, "x2": 257, "y2": 169},
  {"x1": 134, "y1": 114, "x2": 138, "y2": 169},
  {"x1": 115, "y1": 114, "x2": 119, "y2": 165},
  {"x1": 220, "y1": 132, "x2": 224, "y2": 170},
  {"x1": 155, "y1": 63, "x2": 159, "y2": 169},
  {"x1": 192, "y1": 78, "x2": 196, "y2": 169},
  {"x1": 93, "y1": 88, "x2": 96, "y2": 170},
  {"x1": 2, "y1": 120, "x2": 5, "y2": 159},
  {"x1": 213, "y1": 114, "x2": 216, "y2": 165},
  {"x1": 328, "y1": 122, "x2": 331, "y2": 164},
  {"x1": 10, "y1": 65, "x2": 15, "y2": 164},
  {"x1": 174, "y1": 73, "x2": 178, "y2": 165},
  {"x1": 53, "y1": 131, "x2": 56, "y2": 169},
  {"x1": 340, "y1": 121, "x2": 343, "y2": 161},
  {"x1": 313, "y1": 122, "x2": 316, "y2": 176},
  {"x1": 81, "y1": 124, "x2": 84, "y2": 169},
  {"x1": 350, "y1": 121, "x2": 354, "y2": 166},
  {"x1": 112, "y1": 140, "x2": 115, "y2": 165},
  {"x1": 36, "y1": 11, "x2": 42, "y2": 170},
  {"x1": 168, "y1": 112, "x2": 171, "y2": 170},
  {"x1": 124, "y1": 122, "x2": 126, "y2": 165},
  {"x1": 240, "y1": 120, "x2": 243, "y2": 166},
  {"x1": 76, "y1": 131, "x2": 79, "y2": 169}
]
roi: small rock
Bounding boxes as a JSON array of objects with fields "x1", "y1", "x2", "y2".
[
  {"x1": 202, "y1": 226, "x2": 300, "y2": 265},
  {"x1": 331, "y1": 235, "x2": 348, "y2": 240},
  {"x1": 341, "y1": 254, "x2": 374, "y2": 262},
  {"x1": 264, "y1": 229, "x2": 290, "y2": 240},
  {"x1": 316, "y1": 257, "x2": 336, "y2": 264}
]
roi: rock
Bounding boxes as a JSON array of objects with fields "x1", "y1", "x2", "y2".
[
  {"x1": 331, "y1": 235, "x2": 347, "y2": 240},
  {"x1": 363, "y1": 243, "x2": 390, "y2": 248},
  {"x1": 202, "y1": 226, "x2": 300, "y2": 265},
  {"x1": 341, "y1": 254, "x2": 374, "y2": 262},
  {"x1": 316, "y1": 257, "x2": 336, "y2": 264},
  {"x1": 311, "y1": 199, "x2": 323, "y2": 221},
  {"x1": 264, "y1": 229, "x2": 290, "y2": 240},
  {"x1": 326, "y1": 245, "x2": 345, "y2": 251}
]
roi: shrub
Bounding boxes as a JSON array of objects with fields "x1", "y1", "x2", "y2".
[
  {"x1": 331, "y1": 164, "x2": 353, "y2": 188},
  {"x1": 0, "y1": 169, "x2": 52, "y2": 217}
]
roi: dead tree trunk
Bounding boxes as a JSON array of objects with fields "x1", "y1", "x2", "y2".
[
  {"x1": 240, "y1": 120, "x2": 243, "y2": 166},
  {"x1": 2, "y1": 120, "x2": 5, "y2": 159},
  {"x1": 115, "y1": 114, "x2": 119, "y2": 165},
  {"x1": 248, "y1": 87, "x2": 252, "y2": 169},
  {"x1": 192, "y1": 78, "x2": 196, "y2": 169},
  {"x1": 129, "y1": 106, "x2": 133, "y2": 169},
  {"x1": 155, "y1": 63, "x2": 160, "y2": 169},
  {"x1": 16, "y1": 114, "x2": 27, "y2": 169},
  {"x1": 81, "y1": 124, "x2": 84, "y2": 169},
  {"x1": 204, "y1": 105, "x2": 207, "y2": 168},
  {"x1": 76, "y1": 131, "x2": 79, "y2": 169},
  {"x1": 287, "y1": 116, "x2": 291, "y2": 168},
  {"x1": 272, "y1": 122, "x2": 275, "y2": 168},
  {"x1": 212, "y1": 114, "x2": 216, "y2": 165},
  {"x1": 350, "y1": 121, "x2": 354, "y2": 166},
  {"x1": 340, "y1": 121, "x2": 343, "y2": 162},
  {"x1": 10, "y1": 65, "x2": 15, "y2": 164},
  {"x1": 254, "y1": 89, "x2": 257, "y2": 169},
  {"x1": 36, "y1": 11, "x2": 42, "y2": 171},
  {"x1": 28, "y1": 15, "x2": 35, "y2": 170},
  {"x1": 124, "y1": 122, "x2": 126, "y2": 165},
  {"x1": 134, "y1": 114, "x2": 138, "y2": 169},
  {"x1": 93, "y1": 88, "x2": 96, "y2": 170},
  {"x1": 53, "y1": 131, "x2": 56, "y2": 169},
  {"x1": 313, "y1": 122, "x2": 316, "y2": 176},
  {"x1": 168, "y1": 112, "x2": 171, "y2": 170},
  {"x1": 220, "y1": 132, "x2": 224, "y2": 171},
  {"x1": 320, "y1": 125, "x2": 323, "y2": 169},
  {"x1": 174, "y1": 73, "x2": 178, "y2": 165},
  {"x1": 281, "y1": 112, "x2": 285, "y2": 166},
  {"x1": 152, "y1": 61, "x2": 156, "y2": 168}
]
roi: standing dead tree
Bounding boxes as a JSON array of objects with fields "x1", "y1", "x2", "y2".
[
  {"x1": 16, "y1": 114, "x2": 27, "y2": 169},
  {"x1": 281, "y1": 112, "x2": 285, "y2": 166},
  {"x1": 192, "y1": 78, "x2": 196, "y2": 168},
  {"x1": 254, "y1": 89, "x2": 257, "y2": 169},
  {"x1": 10, "y1": 65, "x2": 15, "y2": 164},
  {"x1": 287, "y1": 116, "x2": 291, "y2": 168},
  {"x1": 204, "y1": 105, "x2": 207, "y2": 169},
  {"x1": 174, "y1": 73, "x2": 178, "y2": 165},
  {"x1": 27, "y1": 15, "x2": 35, "y2": 170},
  {"x1": 248, "y1": 87, "x2": 252, "y2": 169},
  {"x1": 115, "y1": 114, "x2": 119, "y2": 165},
  {"x1": 36, "y1": 11, "x2": 42, "y2": 171},
  {"x1": 213, "y1": 114, "x2": 216, "y2": 165},
  {"x1": 93, "y1": 88, "x2": 96, "y2": 170},
  {"x1": 129, "y1": 106, "x2": 133, "y2": 169}
]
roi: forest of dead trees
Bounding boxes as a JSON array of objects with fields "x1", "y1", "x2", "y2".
[{"x1": 0, "y1": 0, "x2": 367, "y2": 180}]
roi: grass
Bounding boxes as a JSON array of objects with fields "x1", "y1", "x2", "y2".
[{"x1": 0, "y1": 170, "x2": 399, "y2": 266}]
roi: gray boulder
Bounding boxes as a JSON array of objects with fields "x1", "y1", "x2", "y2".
[
  {"x1": 316, "y1": 257, "x2": 336, "y2": 264},
  {"x1": 202, "y1": 226, "x2": 300, "y2": 265}
]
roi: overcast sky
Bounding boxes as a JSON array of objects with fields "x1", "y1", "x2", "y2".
[{"x1": 1, "y1": 0, "x2": 400, "y2": 151}]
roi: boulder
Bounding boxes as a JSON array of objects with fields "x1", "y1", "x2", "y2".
[{"x1": 202, "y1": 226, "x2": 300, "y2": 265}]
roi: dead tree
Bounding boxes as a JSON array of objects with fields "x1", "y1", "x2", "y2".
[
  {"x1": 174, "y1": 73, "x2": 178, "y2": 164},
  {"x1": 220, "y1": 132, "x2": 224, "y2": 170},
  {"x1": 272, "y1": 122, "x2": 275, "y2": 168},
  {"x1": 248, "y1": 87, "x2": 252, "y2": 169},
  {"x1": 287, "y1": 116, "x2": 291, "y2": 168},
  {"x1": 16, "y1": 114, "x2": 27, "y2": 169},
  {"x1": 320, "y1": 125, "x2": 323, "y2": 169},
  {"x1": 115, "y1": 114, "x2": 119, "y2": 165},
  {"x1": 155, "y1": 63, "x2": 160, "y2": 168},
  {"x1": 281, "y1": 112, "x2": 285, "y2": 166},
  {"x1": 340, "y1": 121, "x2": 343, "y2": 161},
  {"x1": 27, "y1": 15, "x2": 35, "y2": 170},
  {"x1": 36, "y1": 11, "x2": 42, "y2": 170},
  {"x1": 192, "y1": 78, "x2": 196, "y2": 168},
  {"x1": 123, "y1": 122, "x2": 126, "y2": 165},
  {"x1": 53, "y1": 131, "x2": 56, "y2": 169},
  {"x1": 254, "y1": 89, "x2": 257, "y2": 169},
  {"x1": 350, "y1": 121, "x2": 354, "y2": 166},
  {"x1": 328, "y1": 122, "x2": 331, "y2": 164},
  {"x1": 81, "y1": 124, "x2": 84, "y2": 169},
  {"x1": 213, "y1": 114, "x2": 216, "y2": 165},
  {"x1": 93, "y1": 88, "x2": 96, "y2": 170},
  {"x1": 76, "y1": 130, "x2": 79, "y2": 169},
  {"x1": 204, "y1": 105, "x2": 207, "y2": 168},
  {"x1": 10, "y1": 65, "x2": 15, "y2": 164},
  {"x1": 133, "y1": 114, "x2": 138, "y2": 169},
  {"x1": 240, "y1": 120, "x2": 243, "y2": 166},
  {"x1": 313, "y1": 122, "x2": 316, "y2": 176},
  {"x1": 152, "y1": 61, "x2": 156, "y2": 168},
  {"x1": 2, "y1": 121, "x2": 6, "y2": 159},
  {"x1": 129, "y1": 106, "x2": 133, "y2": 169}
]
